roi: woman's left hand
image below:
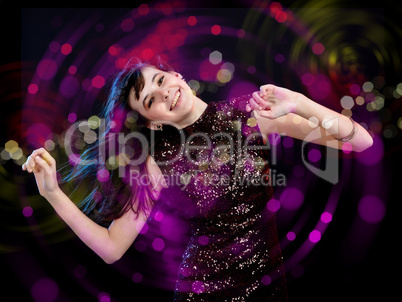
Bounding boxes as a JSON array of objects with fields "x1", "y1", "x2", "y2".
[{"x1": 246, "y1": 84, "x2": 300, "y2": 119}]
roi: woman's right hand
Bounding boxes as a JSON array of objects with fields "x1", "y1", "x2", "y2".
[{"x1": 22, "y1": 148, "x2": 60, "y2": 199}]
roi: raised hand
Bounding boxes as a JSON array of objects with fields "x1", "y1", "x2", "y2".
[
  {"x1": 246, "y1": 84, "x2": 300, "y2": 119},
  {"x1": 22, "y1": 148, "x2": 59, "y2": 199}
]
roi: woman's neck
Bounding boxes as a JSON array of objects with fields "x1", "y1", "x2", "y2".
[{"x1": 177, "y1": 96, "x2": 208, "y2": 129}]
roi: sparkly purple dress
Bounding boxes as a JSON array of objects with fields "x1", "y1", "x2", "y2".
[{"x1": 149, "y1": 95, "x2": 287, "y2": 301}]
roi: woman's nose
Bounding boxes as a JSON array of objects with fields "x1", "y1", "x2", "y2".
[{"x1": 162, "y1": 89, "x2": 169, "y2": 101}]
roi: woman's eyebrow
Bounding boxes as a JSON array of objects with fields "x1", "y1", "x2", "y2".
[{"x1": 142, "y1": 72, "x2": 161, "y2": 108}]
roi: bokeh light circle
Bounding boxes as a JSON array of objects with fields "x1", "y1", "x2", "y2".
[
  {"x1": 30, "y1": 278, "x2": 59, "y2": 302},
  {"x1": 36, "y1": 58, "x2": 58, "y2": 80},
  {"x1": 279, "y1": 187, "x2": 304, "y2": 210},
  {"x1": 358, "y1": 195, "x2": 386, "y2": 223}
]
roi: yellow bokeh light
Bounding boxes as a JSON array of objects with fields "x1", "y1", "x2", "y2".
[
  {"x1": 116, "y1": 153, "x2": 130, "y2": 166},
  {"x1": 341, "y1": 109, "x2": 352, "y2": 116},
  {"x1": 366, "y1": 102, "x2": 375, "y2": 112},
  {"x1": 106, "y1": 156, "x2": 118, "y2": 170},
  {"x1": 5, "y1": 140, "x2": 18, "y2": 153},
  {"x1": 88, "y1": 115, "x2": 101, "y2": 129},
  {"x1": 247, "y1": 117, "x2": 258, "y2": 127},
  {"x1": 217, "y1": 69, "x2": 232, "y2": 83},
  {"x1": 374, "y1": 95, "x2": 384, "y2": 110},
  {"x1": 396, "y1": 83, "x2": 402, "y2": 95},
  {"x1": 355, "y1": 96, "x2": 365, "y2": 105},
  {"x1": 397, "y1": 117, "x2": 402, "y2": 130}
]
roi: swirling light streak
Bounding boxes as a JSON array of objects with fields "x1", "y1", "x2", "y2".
[{"x1": 235, "y1": 2, "x2": 397, "y2": 285}]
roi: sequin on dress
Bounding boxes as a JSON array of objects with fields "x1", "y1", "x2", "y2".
[{"x1": 148, "y1": 95, "x2": 288, "y2": 301}]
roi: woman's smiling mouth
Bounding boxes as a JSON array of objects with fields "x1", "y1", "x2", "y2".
[{"x1": 170, "y1": 90, "x2": 181, "y2": 110}]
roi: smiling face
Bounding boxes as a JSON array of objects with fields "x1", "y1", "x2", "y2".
[{"x1": 128, "y1": 66, "x2": 197, "y2": 129}]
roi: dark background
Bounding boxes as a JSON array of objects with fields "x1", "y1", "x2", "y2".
[{"x1": 1, "y1": 2, "x2": 401, "y2": 302}]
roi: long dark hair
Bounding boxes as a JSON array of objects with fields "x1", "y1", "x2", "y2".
[{"x1": 61, "y1": 57, "x2": 173, "y2": 227}]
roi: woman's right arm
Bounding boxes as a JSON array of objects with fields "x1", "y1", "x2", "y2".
[{"x1": 22, "y1": 148, "x2": 149, "y2": 264}]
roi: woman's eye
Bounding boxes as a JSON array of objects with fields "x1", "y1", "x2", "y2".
[{"x1": 148, "y1": 76, "x2": 164, "y2": 108}]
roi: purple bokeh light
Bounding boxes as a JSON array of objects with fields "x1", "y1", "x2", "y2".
[
  {"x1": 36, "y1": 58, "x2": 57, "y2": 80},
  {"x1": 280, "y1": 187, "x2": 304, "y2": 210},
  {"x1": 267, "y1": 198, "x2": 281, "y2": 212},
  {"x1": 59, "y1": 75, "x2": 80, "y2": 98},
  {"x1": 309, "y1": 230, "x2": 321, "y2": 243},
  {"x1": 358, "y1": 195, "x2": 386, "y2": 223},
  {"x1": 30, "y1": 278, "x2": 59, "y2": 302},
  {"x1": 261, "y1": 275, "x2": 272, "y2": 285},
  {"x1": 152, "y1": 237, "x2": 165, "y2": 251},
  {"x1": 308, "y1": 149, "x2": 321, "y2": 162},
  {"x1": 132, "y1": 272, "x2": 143, "y2": 283},
  {"x1": 286, "y1": 231, "x2": 296, "y2": 241},
  {"x1": 22, "y1": 206, "x2": 33, "y2": 217},
  {"x1": 320, "y1": 212, "x2": 333, "y2": 223},
  {"x1": 97, "y1": 292, "x2": 111, "y2": 302}
]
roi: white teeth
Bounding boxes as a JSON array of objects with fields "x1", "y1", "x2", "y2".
[{"x1": 171, "y1": 91, "x2": 180, "y2": 109}]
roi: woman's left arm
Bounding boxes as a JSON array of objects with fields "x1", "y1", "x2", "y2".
[{"x1": 247, "y1": 84, "x2": 373, "y2": 152}]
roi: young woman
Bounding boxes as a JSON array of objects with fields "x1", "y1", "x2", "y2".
[{"x1": 22, "y1": 58, "x2": 373, "y2": 301}]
